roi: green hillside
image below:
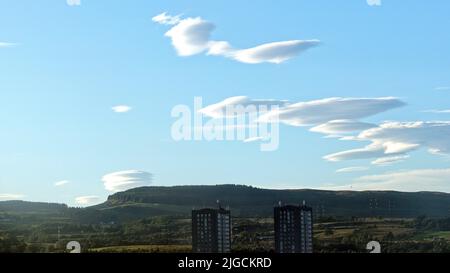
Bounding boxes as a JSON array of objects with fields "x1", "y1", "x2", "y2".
[
  {"x1": 0, "y1": 201, "x2": 68, "y2": 215},
  {"x1": 95, "y1": 185, "x2": 450, "y2": 220},
  {"x1": 2, "y1": 185, "x2": 450, "y2": 224}
]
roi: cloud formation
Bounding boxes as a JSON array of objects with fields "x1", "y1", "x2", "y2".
[
  {"x1": 435, "y1": 86, "x2": 450, "y2": 91},
  {"x1": 112, "y1": 105, "x2": 132, "y2": 113},
  {"x1": 152, "y1": 12, "x2": 181, "y2": 25},
  {"x1": 201, "y1": 97, "x2": 404, "y2": 128},
  {"x1": 371, "y1": 155, "x2": 410, "y2": 166},
  {"x1": 153, "y1": 13, "x2": 320, "y2": 64},
  {"x1": 423, "y1": 109, "x2": 450, "y2": 114},
  {"x1": 102, "y1": 170, "x2": 153, "y2": 192},
  {"x1": 230, "y1": 40, "x2": 321, "y2": 64},
  {"x1": 199, "y1": 96, "x2": 449, "y2": 166},
  {"x1": 66, "y1": 0, "x2": 81, "y2": 6},
  {"x1": 325, "y1": 121, "x2": 450, "y2": 163},
  {"x1": 199, "y1": 96, "x2": 289, "y2": 119},
  {"x1": 324, "y1": 167, "x2": 450, "y2": 193},
  {"x1": 336, "y1": 166, "x2": 370, "y2": 173},
  {"x1": 258, "y1": 97, "x2": 405, "y2": 127},
  {"x1": 0, "y1": 193, "x2": 25, "y2": 201},
  {"x1": 367, "y1": 0, "x2": 382, "y2": 6},
  {"x1": 55, "y1": 180, "x2": 70, "y2": 187},
  {"x1": 75, "y1": 196, "x2": 101, "y2": 206},
  {"x1": 310, "y1": 120, "x2": 377, "y2": 135},
  {"x1": 0, "y1": 42, "x2": 17, "y2": 48}
]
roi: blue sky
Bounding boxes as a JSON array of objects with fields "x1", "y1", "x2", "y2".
[{"x1": 1, "y1": 0, "x2": 450, "y2": 206}]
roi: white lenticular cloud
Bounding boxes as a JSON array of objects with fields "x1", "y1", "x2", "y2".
[
  {"x1": 102, "y1": 170, "x2": 153, "y2": 192},
  {"x1": 231, "y1": 40, "x2": 321, "y2": 64},
  {"x1": 112, "y1": 105, "x2": 132, "y2": 113},
  {"x1": 75, "y1": 196, "x2": 101, "y2": 206},
  {"x1": 66, "y1": 0, "x2": 81, "y2": 6},
  {"x1": 154, "y1": 13, "x2": 320, "y2": 64},
  {"x1": 0, "y1": 193, "x2": 25, "y2": 201},
  {"x1": 325, "y1": 121, "x2": 450, "y2": 162},
  {"x1": 259, "y1": 97, "x2": 405, "y2": 126},
  {"x1": 55, "y1": 180, "x2": 70, "y2": 187},
  {"x1": 200, "y1": 96, "x2": 404, "y2": 126}
]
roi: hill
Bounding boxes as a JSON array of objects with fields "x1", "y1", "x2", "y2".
[
  {"x1": 2, "y1": 185, "x2": 450, "y2": 223},
  {"x1": 0, "y1": 201, "x2": 68, "y2": 215},
  {"x1": 93, "y1": 185, "x2": 450, "y2": 220}
]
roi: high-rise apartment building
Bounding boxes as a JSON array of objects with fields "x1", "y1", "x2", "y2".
[
  {"x1": 192, "y1": 207, "x2": 231, "y2": 253},
  {"x1": 274, "y1": 202, "x2": 313, "y2": 253}
]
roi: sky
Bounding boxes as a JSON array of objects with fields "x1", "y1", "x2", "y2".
[{"x1": 1, "y1": 0, "x2": 450, "y2": 206}]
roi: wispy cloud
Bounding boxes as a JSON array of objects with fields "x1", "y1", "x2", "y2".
[
  {"x1": 371, "y1": 155, "x2": 410, "y2": 166},
  {"x1": 423, "y1": 109, "x2": 450, "y2": 114},
  {"x1": 229, "y1": 40, "x2": 321, "y2": 64},
  {"x1": 199, "y1": 96, "x2": 288, "y2": 119},
  {"x1": 152, "y1": 12, "x2": 182, "y2": 25},
  {"x1": 112, "y1": 105, "x2": 132, "y2": 113},
  {"x1": 0, "y1": 42, "x2": 17, "y2": 48},
  {"x1": 367, "y1": 0, "x2": 382, "y2": 6},
  {"x1": 0, "y1": 193, "x2": 25, "y2": 201},
  {"x1": 323, "y1": 167, "x2": 450, "y2": 193},
  {"x1": 336, "y1": 166, "x2": 370, "y2": 173},
  {"x1": 75, "y1": 196, "x2": 101, "y2": 206},
  {"x1": 310, "y1": 120, "x2": 377, "y2": 135},
  {"x1": 435, "y1": 86, "x2": 450, "y2": 91},
  {"x1": 66, "y1": 0, "x2": 81, "y2": 6},
  {"x1": 153, "y1": 13, "x2": 320, "y2": 64},
  {"x1": 102, "y1": 170, "x2": 153, "y2": 192},
  {"x1": 243, "y1": 136, "x2": 267, "y2": 143},
  {"x1": 54, "y1": 180, "x2": 70, "y2": 187}
]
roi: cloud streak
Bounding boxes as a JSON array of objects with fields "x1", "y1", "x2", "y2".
[
  {"x1": 371, "y1": 155, "x2": 410, "y2": 166},
  {"x1": 153, "y1": 13, "x2": 320, "y2": 64},
  {"x1": 367, "y1": 0, "x2": 382, "y2": 6},
  {"x1": 435, "y1": 86, "x2": 450, "y2": 91},
  {"x1": 310, "y1": 120, "x2": 377, "y2": 135},
  {"x1": 199, "y1": 96, "x2": 289, "y2": 119},
  {"x1": 66, "y1": 0, "x2": 81, "y2": 6},
  {"x1": 323, "y1": 167, "x2": 450, "y2": 193},
  {"x1": 423, "y1": 109, "x2": 450, "y2": 114},
  {"x1": 102, "y1": 170, "x2": 153, "y2": 192},
  {"x1": 0, "y1": 193, "x2": 25, "y2": 201},
  {"x1": 258, "y1": 97, "x2": 405, "y2": 127},
  {"x1": 336, "y1": 166, "x2": 370, "y2": 173},
  {"x1": 112, "y1": 105, "x2": 132, "y2": 113},
  {"x1": 0, "y1": 42, "x2": 17, "y2": 48},
  {"x1": 55, "y1": 180, "x2": 70, "y2": 187}
]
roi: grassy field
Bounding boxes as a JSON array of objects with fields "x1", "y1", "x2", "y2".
[
  {"x1": 3, "y1": 216, "x2": 450, "y2": 253},
  {"x1": 89, "y1": 244, "x2": 192, "y2": 253}
]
